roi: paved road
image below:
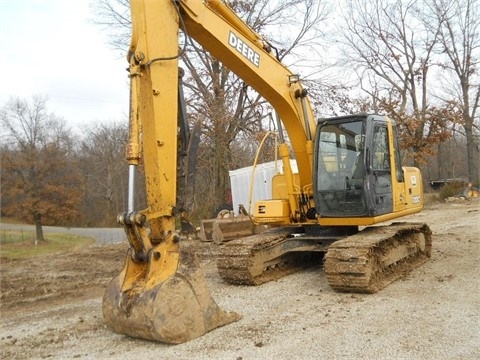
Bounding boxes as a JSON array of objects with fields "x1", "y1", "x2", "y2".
[{"x1": 0, "y1": 223, "x2": 126, "y2": 245}]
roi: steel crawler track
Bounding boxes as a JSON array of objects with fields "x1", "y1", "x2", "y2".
[
  {"x1": 324, "y1": 222, "x2": 432, "y2": 293},
  {"x1": 216, "y1": 226, "x2": 331, "y2": 285},
  {"x1": 216, "y1": 222, "x2": 432, "y2": 293}
]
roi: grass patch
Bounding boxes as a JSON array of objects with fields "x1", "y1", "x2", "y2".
[
  {"x1": 0, "y1": 217, "x2": 25, "y2": 224},
  {"x1": 438, "y1": 181, "x2": 466, "y2": 199},
  {"x1": 0, "y1": 230, "x2": 95, "y2": 259}
]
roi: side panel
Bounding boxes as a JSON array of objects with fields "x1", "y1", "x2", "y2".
[
  {"x1": 272, "y1": 173, "x2": 301, "y2": 200},
  {"x1": 402, "y1": 167, "x2": 424, "y2": 212}
]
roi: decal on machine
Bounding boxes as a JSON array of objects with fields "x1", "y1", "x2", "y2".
[
  {"x1": 228, "y1": 31, "x2": 260, "y2": 67},
  {"x1": 411, "y1": 175, "x2": 417, "y2": 187}
]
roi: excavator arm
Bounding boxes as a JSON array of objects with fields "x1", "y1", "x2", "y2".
[
  {"x1": 126, "y1": 0, "x2": 317, "y2": 239},
  {"x1": 103, "y1": 0, "x2": 315, "y2": 344}
]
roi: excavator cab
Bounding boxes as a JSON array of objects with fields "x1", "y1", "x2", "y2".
[{"x1": 315, "y1": 113, "x2": 422, "y2": 221}]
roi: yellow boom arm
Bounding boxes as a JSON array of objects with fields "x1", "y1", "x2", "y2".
[
  {"x1": 104, "y1": 0, "x2": 318, "y2": 344},
  {"x1": 127, "y1": 0, "x2": 317, "y2": 230}
]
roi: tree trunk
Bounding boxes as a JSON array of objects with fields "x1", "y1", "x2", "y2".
[
  {"x1": 33, "y1": 212, "x2": 44, "y2": 245},
  {"x1": 465, "y1": 122, "x2": 479, "y2": 185}
]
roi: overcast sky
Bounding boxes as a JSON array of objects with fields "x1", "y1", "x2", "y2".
[{"x1": 0, "y1": 0, "x2": 130, "y2": 130}]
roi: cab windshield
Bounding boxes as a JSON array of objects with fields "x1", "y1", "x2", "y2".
[{"x1": 314, "y1": 119, "x2": 367, "y2": 217}]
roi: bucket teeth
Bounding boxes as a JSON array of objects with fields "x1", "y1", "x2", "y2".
[{"x1": 103, "y1": 247, "x2": 240, "y2": 344}]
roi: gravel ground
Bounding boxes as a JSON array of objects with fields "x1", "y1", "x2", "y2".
[{"x1": 1, "y1": 199, "x2": 479, "y2": 359}]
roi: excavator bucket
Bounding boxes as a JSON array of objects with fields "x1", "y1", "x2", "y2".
[
  {"x1": 103, "y1": 236, "x2": 240, "y2": 344},
  {"x1": 200, "y1": 217, "x2": 259, "y2": 244}
]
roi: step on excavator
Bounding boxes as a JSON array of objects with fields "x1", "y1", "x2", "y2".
[{"x1": 103, "y1": 0, "x2": 432, "y2": 344}]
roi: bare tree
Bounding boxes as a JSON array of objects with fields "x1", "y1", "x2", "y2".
[
  {"x1": 90, "y1": 0, "x2": 131, "y2": 53},
  {"x1": 338, "y1": 0, "x2": 456, "y2": 166},
  {"x1": 0, "y1": 96, "x2": 83, "y2": 242},
  {"x1": 78, "y1": 122, "x2": 133, "y2": 226},
  {"x1": 428, "y1": 0, "x2": 480, "y2": 184}
]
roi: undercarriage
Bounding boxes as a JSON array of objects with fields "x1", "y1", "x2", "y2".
[{"x1": 217, "y1": 222, "x2": 432, "y2": 293}]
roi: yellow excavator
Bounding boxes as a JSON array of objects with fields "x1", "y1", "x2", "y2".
[{"x1": 103, "y1": 0, "x2": 432, "y2": 344}]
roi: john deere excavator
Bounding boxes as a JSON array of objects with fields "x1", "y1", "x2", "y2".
[{"x1": 103, "y1": 0, "x2": 432, "y2": 344}]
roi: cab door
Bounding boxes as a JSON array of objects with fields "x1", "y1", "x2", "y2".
[{"x1": 365, "y1": 118, "x2": 394, "y2": 216}]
